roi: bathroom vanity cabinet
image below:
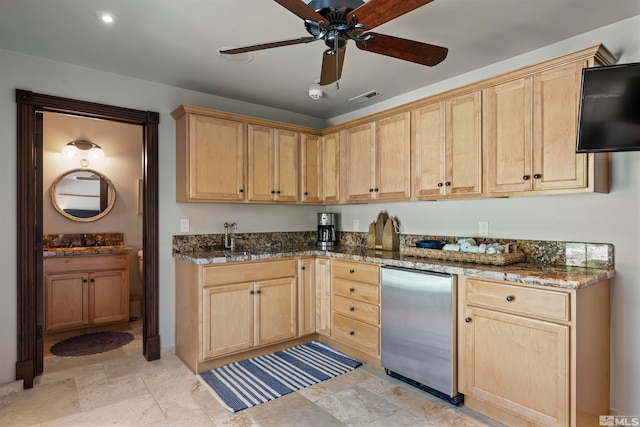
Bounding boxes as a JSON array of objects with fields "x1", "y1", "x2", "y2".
[{"x1": 44, "y1": 254, "x2": 130, "y2": 333}]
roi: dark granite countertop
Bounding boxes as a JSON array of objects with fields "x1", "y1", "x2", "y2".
[
  {"x1": 44, "y1": 246, "x2": 132, "y2": 257},
  {"x1": 173, "y1": 245, "x2": 614, "y2": 290}
]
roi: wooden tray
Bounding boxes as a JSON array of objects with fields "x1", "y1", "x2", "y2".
[{"x1": 400, "y1": 246, "x2": 526, "y2": 266}]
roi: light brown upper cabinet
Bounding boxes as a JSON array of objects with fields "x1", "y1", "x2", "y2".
[
  {"x1": 412, "y1": 92, "x2": 483, "y2": 199},
  {"x1": 342, "y1": 112, "x2": 411, "y2": 203},
  {"x1": 322, "y1": 132, "x2": 341, "y2": 204},
  {"x1": 173, "y1": 107, "x2": 246, "y2": 202},
  {"x1": 300, "y1": 133, "x2": 322, "y2": 204},
  {"x1": 247, "y1": 125, "x2": 299, "y2": 203},
  {"x1": 484, "y1": 49, "x2": 613, "y2": 197}
]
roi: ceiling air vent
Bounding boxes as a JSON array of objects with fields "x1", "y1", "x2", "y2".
[{"x1": 349, "y1": 90, "x2": 384, "y2": 103}]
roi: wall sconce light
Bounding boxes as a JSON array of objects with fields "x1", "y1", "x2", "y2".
[{"x1": 62, "y1": 139, "x2": 105, "y2": 166}]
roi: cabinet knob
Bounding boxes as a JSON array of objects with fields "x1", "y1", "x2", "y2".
[
  {"x1": 239, "y1": 189, "x2": 244, "y2": 193},
  {"x1": 301, "y1": 266, "x2": 305, "y2": 270},
  {"x1": 276, "y1": 190, "x2": 281, "y2": 194},
  {"x1": 465, "y1": 317, "x2": 472, "y2": 323},
  {"x1": 349, "y1": 287, "x2": 355, "y2": 293},
  {"x1": 349, "y1": 331, "x2": 355, "y2": 336},
  {"x1": 250, "y1": 290, "x2": 255, "y2": 294},
  {"x1": 437, "y1": 182, "x2": 443, "y2": 187},
  {"x1": 445, "y1": 181, "x2": 451, "y2": 186},
  {"x1": 349, "y1": 269, "x2": 355, "y2": 274},
  {"x1": 506, "y1": 295, "x2": 515, "y2": 302},
  {"x1": 271, "y1": 190, "x2": 276, "y2": 194},
  {"x1": 304, "y1": 192, "x2": 308, "y2": 195},
  {"x1": 374, "y1": 188, "x2": 379, "y2": 192},
  {"x1": 256, "y1": 289, "x2": 261, "y2": 294},
  {"x1": 369, "y1": 188, "x2": 374, "y2": 192},
  {"x1": 523, "y1": 175, "x2": 530, "y2": 180},
  {"x1": 533, "y1": 174, "x2": 542, "y2": 179},
  {"x1": 83, "y1": 279, "x2": 88, "y2": 283},
  {"x1": 349, "y1": 307, "x2": 355, "y2": 312},
  {"x1": 90, "y1": 278, "x2": 94, "y2": 283}
]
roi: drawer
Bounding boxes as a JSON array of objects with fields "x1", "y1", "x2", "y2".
[
  {"x1": 204, "y1": 259, "x2": 296, "y2": 286},
  {"x1": 333, "y1": 295, "x2": 379, "y2": 325},
  {"x1": 45, "y1": 254, "x2": 128, "y2": 274},
  {"x1": 466, "y1": 278, "x2": 570, "y2": 321},
  {"x1": 332, "y1": 260, "x2": 379, "y2": 285},
  {"x1": 332, "y1": 313, "x2": 379, "y2": 356},
  {"x1": 333, "y1": 278, "x2": 379, "y2": 305}
]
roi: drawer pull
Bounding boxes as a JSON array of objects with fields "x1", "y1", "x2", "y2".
[
  {"x1": 349, "y1": 269, "x2": 355, "y2": 274},
  {"x1": 506, "y1": 295, "x2": 515, "y2": 302},
  {"x1": 349, "y1": 307, "x2": 355, "y2": 312},
  {"x1": 349, "y1": 287, "x2": 355, "y2": 293},
  {"x1": 465, "y1": 317, "x2": 472, "y2": 323},
  {"x1": 349, "y1": 331, "x2": 355, "y2": 336}
]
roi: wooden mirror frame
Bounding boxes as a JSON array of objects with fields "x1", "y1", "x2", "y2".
[
  {"x1": 16, "y1": 89, "x2": 160, "y2": 388},
  {"x1": 50, "y1": 168, "x2": 117, "y2": 222}
]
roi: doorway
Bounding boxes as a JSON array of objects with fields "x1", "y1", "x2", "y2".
[{"x1": 15, "y1": 89, "x2": 160, "y2": 388}]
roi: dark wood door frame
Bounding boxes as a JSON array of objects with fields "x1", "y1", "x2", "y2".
[{"x1": 15, "y1": 89, "x2": 160, "y2": 388}]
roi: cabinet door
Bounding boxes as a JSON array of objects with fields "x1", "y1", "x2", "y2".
[
  {"x1": 45, "y1": 272, "x2": 89, "y2": 332},
  {"x1": 446, "y1": 91, "x2": 483, "y2": 197},
  {"x1": 300, "y1": 133, "x2": 322, "y2": 204},
  {"x1": 255, "y1": 277, "x2": 297, "y2": 346},
  {"x1": 343, "y1": 123, "x2": 375, "y2": 202},
  {"x1": 187, "y1": 114, "x2": 245, "y2": 201},
  {"x1": 484, "y1": 78, "x2": 534, "y2": 195},
  {"x1": 412, "y1": 102, "x2": 446, "y2": 199},
  {"x1": 91, "y1": 270, "x2": 129, "y2": 325},
  {"x1": 247, "y1": 124, "x2": 276, "y2": 202},
  {"x1": 315, "y1": 258, "x2": 332, "y2": 336},
  {"x1": 376, "y1": 112, "x2": 411, "y2": 200},
  {"x1": 298, "y1": 259, "x2": 316, "y2": 336},
  {"x1": 203, "y1": 283, "x2": 254, "y2": 359},
  {"x1": 533, "y1": 62, "x2": 588, "y2": 191},
  {"x1": 322, "y1": 132, "x2": 340, "y2": 204},
  {"x1": 275, "y1": 129, "x2": 299, "y2": 202},
  {"x1": 462, "y1": 306, "x2": 569, "y2": 427}
]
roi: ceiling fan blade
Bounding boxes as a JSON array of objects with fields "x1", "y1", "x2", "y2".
[
  {"x1": 273, "y1": 0, "x2": 328, "y2": 25},
  {"x1": 319, "y1": 48, "x2": 346, "y2": 86},
  {"x1": 349, "y1": 0, "x2": 435, "y2": 30},
  {"x1": 356, "y1": 32, "x2": 448, "y2": 66},
  {"x1": 220, "y1": 36, "x2": 318, "y2": 54}
]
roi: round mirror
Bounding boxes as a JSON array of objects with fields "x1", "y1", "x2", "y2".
[{"x1": 50, "y1": 168, "x2": 116, "y2": 222}]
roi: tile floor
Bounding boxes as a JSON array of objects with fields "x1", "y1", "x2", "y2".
[{"x1": 1, "y1": 324, "x2": 505, "y2": 426}]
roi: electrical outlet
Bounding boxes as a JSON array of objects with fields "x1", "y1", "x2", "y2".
[
  {"x1": 180, "y1": 219, "x2": 190, "y2": 233},
  {"x1": 353, "y1": 219, "x2": 359, "y2": 231},
  {"x1": 479, "y1": 221, "x2": 489, "y2": 238}
]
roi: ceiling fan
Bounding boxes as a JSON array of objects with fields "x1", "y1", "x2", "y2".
[{"x1": 219, "y1": 0, "x2": 448, "y2": 87}]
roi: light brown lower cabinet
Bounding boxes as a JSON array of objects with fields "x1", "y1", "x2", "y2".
[
  {"x1": 176, "y1": 258, "x2": 315, "y2": 373},
  {"x1": 330, "y1": 259, "x2": 381, "y2": 363},
  {"x1": 458, "y1": 275, "x2": 610, "y2": 427},
  {"x1": 44, "y1": 254, "x2": 130, "y2": 333}
]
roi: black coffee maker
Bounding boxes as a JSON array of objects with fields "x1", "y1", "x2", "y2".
[{"x1": 317, "y1": 213, "x2": 337, "y2": 248}]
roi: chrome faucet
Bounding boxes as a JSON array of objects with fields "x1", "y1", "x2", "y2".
[{"x1": 224, "y1": 222, "x2": 237, "y2": 249}]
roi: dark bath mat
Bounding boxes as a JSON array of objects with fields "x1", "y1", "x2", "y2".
[{"x1": 50, "y1": 331, "x2": 134, "y2": 356}]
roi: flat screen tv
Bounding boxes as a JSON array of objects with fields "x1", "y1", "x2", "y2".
[{"x1": 576, "y1": 62, "x2": 640, "y2": 153}]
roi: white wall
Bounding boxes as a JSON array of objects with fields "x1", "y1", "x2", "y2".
[{"x1": 0, "y1": 15, "x2": 638, "y2": 416}]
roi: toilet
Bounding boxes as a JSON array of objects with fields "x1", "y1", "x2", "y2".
[{"x1": 129, "y1": 250, "x2": 143, "y2": 321}]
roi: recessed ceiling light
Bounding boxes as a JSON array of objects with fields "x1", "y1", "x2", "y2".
[
  {"x1": 216, "y1": 48, "x2": 254, "y2": 65},
  {"x1": 101, "y1": 13, "x2": 115, "y2": 24}
]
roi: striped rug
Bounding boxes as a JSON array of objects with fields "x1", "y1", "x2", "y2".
[{"x1": 198, "y1": 342, "x2": 362, "y2": 412}]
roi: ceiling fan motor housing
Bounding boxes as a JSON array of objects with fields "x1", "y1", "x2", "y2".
[{"x1": 307, "y1": 0, "x2": 364, "y2": 23}]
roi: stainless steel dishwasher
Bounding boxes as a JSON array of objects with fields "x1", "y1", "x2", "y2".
[{"x1": 381, "y1": 266, "x2": 463, "y2": 405}]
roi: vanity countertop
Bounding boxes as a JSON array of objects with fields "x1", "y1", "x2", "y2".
[
  {"x1": 173, "y1": 245, "x2": 614, "y2": 290},
  {"x1": 44, "y1": 245, "x2": 132, "y2": 257}
]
